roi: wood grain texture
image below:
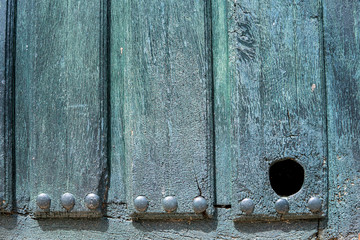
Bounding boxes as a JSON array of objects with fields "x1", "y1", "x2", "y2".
[
  {"x1": 0, "y1": 0, "x2": 6, "y2": 210},
  {"x1": 0, "y1": 0, "x2": 358, "y2": 238},
  {"x1": 321, "y1": 0, "x2": 360, "y2": 238},
  {"x1": 226, "y1": 0, "x2": 327, "y2": 220},
  {"x1": 114, "y1": 0, "x2": 214, "y2": 218},
  {"x1": 0, "y1": 0, "x2": 15, "y2": 213},
  {"x1": 107, "y1": 0, "x2": 126, "y2": 205},
  {"x1": 212, "y1": 0, "x2": 232, "y2": 205},
  {"x1": 15, "y1": 0, "x2": 109, "y2": 217}
]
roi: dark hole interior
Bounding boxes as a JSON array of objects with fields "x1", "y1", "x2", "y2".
[{"x1": 269, "y1": 159, "x2": 304, "y2": 196}]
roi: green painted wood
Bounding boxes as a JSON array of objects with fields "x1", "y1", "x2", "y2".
[
  {"x1": 225, "y1": 0, "x2": 327, "y2": 221},
  {"x1": 0, "y1": 0, "x2": 15, "y2": 212},
  {"x1": 322, "y1": 0, "x2": 360, "y2": 239},
  {"x1": 0, "y1": 0, "x2": 358, "y2": 238},
  {"x1": 212, "y1": 0, "x2": 232, "y2": 205},
  {"x1": 114, "y1": 0, "x2": 214, "y2": 218},
  {"x1": 107, "y1": 0, "x2": 126, "y2": 205},
  {"x1": 15, "y1": 0, "x2": 109, "y2": 217},
  {"x1": 0, "y1": 1, "x2": 6, "y2": 210}
]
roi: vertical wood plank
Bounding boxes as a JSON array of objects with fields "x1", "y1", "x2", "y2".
[
  {"x1": 108, "y1": 0, "x2": 127, "y2": 206},
  {"x1": 323, "y1": 0, "x2": 360, "y2": 238},
  {"x1": 212, "y1": 0, "x2": 232, "y2": 205},
  {"x1": 0, "y1": 0, "x2": 15, "y2": 212},
  {"x1": 114, "y1": 0, "x2": 214, "y2": 218},
  {"x1": 15, "y1": 0, "x2": 109, "y2": 217},
  {"x1": 226, "y1": 0, "x2": 327, "y2": 220},
  {"x1": 0, "y1": 1, "x2": 6, "y2": 209}
]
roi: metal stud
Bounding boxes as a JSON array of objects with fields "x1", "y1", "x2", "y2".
[
  {"x1": 134, "y1": 196, "x2": 149, "y2": 212},
  {"x1": 36, "y1": 193, "x2": 51, "y2": 210},
  {"x1": 193, "y1": 196, "x2": 207, "y2": 213},
  {"x1": 275, "y1": 198, "x2": 289, "y2": 214},
  {"x1": 307, "y1": 197, "x2": 322, "y2": 213},
  {"x1": 61, "y1": 193, "x2": 75, "y2": 211},
  {"x1": 85, "y1": 193, "x2": 100, "y2": 210},
  {"x1": 162, "y1": 196, "x2": 177, "y2": 213},
  {"x1": 240, "y1": 198, "x2": 255, "y2": 214}
]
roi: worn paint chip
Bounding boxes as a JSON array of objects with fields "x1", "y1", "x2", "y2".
[{"x1": 311, "y1": 84, "x2": 316, "y2": 92}]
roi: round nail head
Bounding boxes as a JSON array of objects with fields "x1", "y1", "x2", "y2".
[
  {"x1": 61, "y1": 193, "x2": 75, "y2": 211},
  {"x1": 308, "y1": 197, "x2": 322, "y2": 213},
  {"x1": 85, "y1": 193, "x2": 100, "y2": 210},
  {"x1": 134, "y1": 196, "x2": 149, "y2": 212},
  {"x1": 162, "y1": 196, "x2": 177, "y2": 213},
  {"x1": 240, "y1": 198, "x2": 255, "y2": 214},
  {"x1": 193, "y1": 196, "x2": 207, "y2": 213},
  {"x1": 275, "y1": 198, "x2": 289, "y2": 214},
  {"x1": 36, "y1": 193, "x2": 51, "y2": 210}
]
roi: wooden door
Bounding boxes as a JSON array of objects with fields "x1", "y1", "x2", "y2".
[{"x1": 0, "y1": 0, "x2": 358, "y2": 238}]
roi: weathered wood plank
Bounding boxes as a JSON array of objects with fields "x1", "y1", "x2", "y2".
[
  {"x1": 15, "y1": 0, "x2": 109, "y2": 217},
  {"x1": 322, "y1": 0, "x2": 360, "y2": 238},
  {"x1": 0, "y1": 0, "x2": 15, "y2": 212},
  {"x1": 212, "y1": 0, "x2": 232, "y2": 205},
  {"x1": 115, "y1": 0, "x2": 214, "y2": 218},
  {"x1": 0, "y1": 0, "x2": 6, "y2": 210},
  {"x1": 107, "y1": 0, "x2": 127, "y2": 206},
  {"x1": 226, "y1": 0, "x2": 327, "y2": 220}
]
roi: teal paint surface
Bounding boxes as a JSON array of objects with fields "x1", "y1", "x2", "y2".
[
  {"x1": 15, "y1": 0, "x2": 108, "y2": 216},
  {"x1": 213, "y1": 0, "x2": 232, "y2": 206},
  {"x1": 0, "y1": 0, "x2": 6, "y2": 210},
  {"x1": 115, "y1": 0, "x2": 214, "y2": 218},
  {"x1": 226, "y1": 0, "x2": 327, "y2": 221},
  {"x1": 108, "y1": 0, "x2": 127, "y2": 205},
  {"x1": 0, "y1": 0, "x2": 15, "y2": 213},
  {"x1": 322, "y1": 0, "x2": 360, "y2": 238},
  {"x1": 0, "y1": 0, "x2": 358, "y2": 239}
]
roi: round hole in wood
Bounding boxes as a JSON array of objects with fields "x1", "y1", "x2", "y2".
[{"x1": 269, "y1": 159, "x2": 304, "y2": 197}]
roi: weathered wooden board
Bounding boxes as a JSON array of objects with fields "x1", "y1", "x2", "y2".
[
  {"x1": 107, "y1": 0, "x2": 127, "y2": 206},
  {"x1": 15, "y1": 0, "x2": 109, "y2": 217},
  {"x1": 0, "y1": 0, "x2": 15, "y2": 213},
  {"x1": 322, "y1": 0, "x2": 360, "y2": 238},
  {"x1": 0, "y1": 0, "x2": 6, "y2": 210},
  {"x1": 222, "y1": 0, "x2": 327, "y2": 220},
  {"x1": 114, "y1": 0, "x2": 214, "y2": 218},
  {"x1": 212, "y1": 0, "x2": 231, "y2": 206},
  {"x1": 0, "y1": 0, "x2": 359, "y2": 238}
]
